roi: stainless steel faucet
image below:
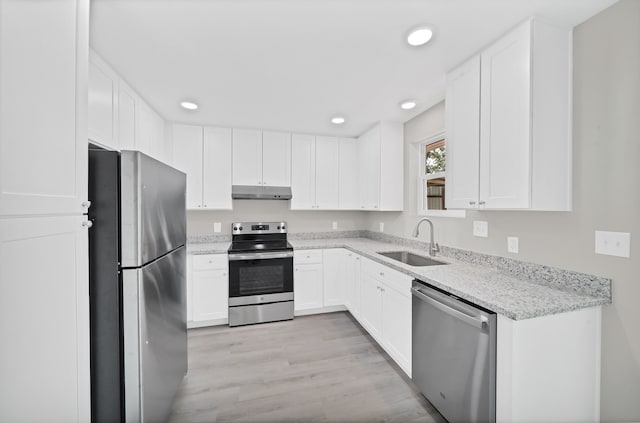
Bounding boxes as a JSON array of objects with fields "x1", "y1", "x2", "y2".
[{"x1": 412, "y1": 218, "x2": 440, "y2": 257}]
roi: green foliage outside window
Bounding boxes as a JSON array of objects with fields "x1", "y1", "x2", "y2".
[{"x1": 426, "y1": 146, "x2": 446, "y2": 174}]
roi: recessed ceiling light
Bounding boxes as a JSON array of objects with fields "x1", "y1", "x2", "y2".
[
  {"x1": 180, "y1": 101, "x2": 198, "y2": 110},
  {"x1": 331, "y1": 116, "x2": 345, "y2": 125},
  {"x1": 400, "y1": 100, "x2": 417, "y2": 110},
  {"x1": 407, "y1": 26, "x2": 433, "y2": 47}
]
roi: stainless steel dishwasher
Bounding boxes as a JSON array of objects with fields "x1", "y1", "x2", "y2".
[{"x1": 412, "y1": 280, "x2": 497, "y2": 423}]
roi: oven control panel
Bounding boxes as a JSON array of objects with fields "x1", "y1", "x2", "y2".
[{"x1": 232, "y1": 221, "x2": 287, "y2": 234}]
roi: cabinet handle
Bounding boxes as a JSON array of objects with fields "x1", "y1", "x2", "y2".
[
  {"x1": 381, "y1": 288, "x2": 385, "y2": 292},
  {"x1": 198, "y1": 205, "x2": 202, "y2": 208},
  {"x1": 264, "y1": 181, "x2": 267, "y2": 185},
  {"x1": 379, "y1": 272, "x2": 384, "y2": 276},
  {"x1": 374, "y1": 205, "x2": 378, "y2": 209},
  {"x1": 479, "y1": 201, "x2": 486, "y2": 205},
  {"x1": 82, "y1": 220, "x2": 93, "y2": 228},
  {"x1": 469, "y1": 201, "x2": 476, "y2": 206},
  {"x1": 81, "y1": 201, "x2": 91, "y2": 209},
  {"x1": 356, "y1": 257, "x2": 360, "y2": 260},
  {"x1": 223, "y1": 272, "x2": 227, "y2": 276},
  {"x1": 296, "y1": 268, "x2": 299, "y2": 271}
]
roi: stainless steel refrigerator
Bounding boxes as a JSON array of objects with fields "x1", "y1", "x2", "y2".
[{"x1": 88, "y1": 150, "x2": 187, "y2": 423}]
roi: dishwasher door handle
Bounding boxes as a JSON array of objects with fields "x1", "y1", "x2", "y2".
[{"x1": 411, "y1": 287, "x2": 488, "y2": 329}]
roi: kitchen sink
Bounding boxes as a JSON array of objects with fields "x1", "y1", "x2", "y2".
[{"x1": 377, "y1": 251, "x2": 448, "y2": 267}]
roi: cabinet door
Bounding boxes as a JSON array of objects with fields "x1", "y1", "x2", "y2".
[
  {"x1": 339, "y1": 138, "x2": 359, "y2": 209},
  {"x1": 445, "y1": 56, "x2": 481, "y2": 209},
  {"x1": 88, "y1": 60, "x2": 117, "y2": 149},
  {"x1": 172, "y1": 124, "x2": 203, "y2": 209},
  {"x1": 203, "y1": 127, "x2": 233, "y2": 209},
  {"x1": 262, "y1": 131, "x2": 291, "y2": 187},
  {"x1": 294, "y1": 263, "x2": 323, "y2": 311},
  {"x1": 290, "y1": 134, "x2": 316, "y2": 209},
  {"x1": 359, "y1": 273, "x2": 383, "y2": 340},
  {"x1": 381, "y1": 285, "x2": 412, "y2": 375},
  {"x1": 135, "y1": 102, "x2": 154, "y2": 157},
  {"x1": 192, "y1": 268, "x2": 229, "y2": 321},
  {"x1": 358, "y1": 126, "x2": 381, "y2": 210},
  {"x1": 186, "y1": 255, "x2": 193, "y2": 322},
  {"x1": 315, "y1": 136, "x2": 340, "y2": 209},
  {"x1": 0, "y1": 216, "x2": 90, "y2": 422},
  {"x1": 0, "y1": 0, "x2": 89, "y2": 217},
  {"x1": 232, "y1": 128, "x2": 263, "y2": 186},
  {"x1": 118, "y1": 86, "x2": 137, "y2": 151},
  {"x1": 344, "y1": 252, "x2": 361, "y2": 317},
  {"x1": 480, "y1": 22, "x2": 532, "y2": 209},
  {"x1": 322, "y1": 249, "x2": 346, "y2": 307}
]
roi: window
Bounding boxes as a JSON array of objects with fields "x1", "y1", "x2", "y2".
[{"x1": 417, "y1": 131, "x2": 464, "y2": 217}]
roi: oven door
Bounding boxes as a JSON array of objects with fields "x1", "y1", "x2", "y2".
[{"x1": 228, "y1": 251, "x2": 293, "y2": 303}]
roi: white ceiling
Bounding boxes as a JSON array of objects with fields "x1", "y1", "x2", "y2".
[{"x1": 90, "y1": 0, "x2": 618, "y2": 137}]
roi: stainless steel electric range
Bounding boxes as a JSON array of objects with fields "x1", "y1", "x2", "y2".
[{"x1": 227, "y1": 222, "x2": 294, "y2": 327}]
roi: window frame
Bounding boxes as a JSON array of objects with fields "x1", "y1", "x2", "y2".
[{"x1": 416, "y1": 131, "x2": 466, "y2": 218}]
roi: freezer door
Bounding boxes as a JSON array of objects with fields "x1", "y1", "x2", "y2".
[
  {"x1": 121, "y1": 151, "x2": 186, "y2": 267},
  {"x1": 122, "y1": 247, "x2": 187, "y2": 423}
]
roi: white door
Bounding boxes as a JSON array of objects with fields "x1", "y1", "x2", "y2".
[
  {"x1": 339, "y1": 138, "x2": 359, "y2": 209},
  {"x1": 0, "y1": 0, "x2": 88, "y2": 217},
  {"x1": 480, "y1": 22, "x2": 532, "y2": 209},
  {"x1": 290, "y1": 134, "x2": 316, "y2": 209},
  {"x1": 445, "y1": 55, "x2": 481, "y2": 209},
  {"x1": 172, "y1": 124, "x2": 203, "y2": 209},
  {"x1": 262, "y1": 131, "x2": 291, "y2": 187},
  {"x1": 232, "y1": 128, "x2": 263, "y2": 186},
  {"x1": 322, "y1": 249, "x2": 346, "y2": 307},
  {"x1": 192, "y1": 269, "x2": 229, "y2": 321},
  {"x1": 381, "y1": 285, "x2": 412, "y2": 375},
  {"x1": 315, "y1": 136, "x2": 340, "y2": 209},
  {"x1": 359, "y1": 273, "x2": 383, "y2": 340},
  {"x1": 358, "y1": 126, "x2": 381, "y2": 210},
  {"x1": 88, "y1": 60, "x2": 117, "y2": 149},
  {"x1": 203, "y1": 127, "x2": 233, "y2": 209},
  {"x1": 0, "y1": 216, "x2": 90, "y2": 422},
  {"x1": 118, "y1": 85, "x2": 137, "y2": 151},
  {"x1": 294, "y1": 263, "x2": 323, "y2": 311}
]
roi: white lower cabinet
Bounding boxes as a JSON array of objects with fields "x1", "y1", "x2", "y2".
[
  {"x1": 344, "y1": 251, "x2": 361, "y2": 318},
  {"x1": 359, "y1": 273, "x2": 383, "y2": 339},
  {"x1": 294, "y1": 250, "x2": 324, "y2": 312},
  {"x1": 188, "y1": 254, "x2": 228, "y2": 327},
  {"x1": 322, "y1": 249, "x2": 347, "y2": 307}
]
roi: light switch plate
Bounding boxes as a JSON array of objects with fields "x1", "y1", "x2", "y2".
[
  {"x1": 507, "y1": 236, "x2": 519, "y2": 253},
  {"x1": 213, "y1": 222, "x2": 221, "y2": 233},
  {"x1": 332, "y1": 221, "x2": 338, "y2": 230},
  {"x1": 379, "y1": 222, "x2": 385, "y2": 232},
  {"x1": 473, "y1": 221, "x2": 489, "y2": 238},
  {"x1": 595, "y1": 230, "x2": 631, "y2": 258}
]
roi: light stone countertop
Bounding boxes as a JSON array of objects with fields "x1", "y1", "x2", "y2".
[
  {"x1": 290, "y1": 238, "x2": 610, "y2": 321},
  {"x1": 186, "y1": 236, "x2": 610, "y2": 320}
]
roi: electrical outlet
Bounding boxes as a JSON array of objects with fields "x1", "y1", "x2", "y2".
[
  {"x1": 213, "y1": 222, "x2": 221, "y2": 233},
  {"x1": 507, "y1": 237, "x2": 519, "y2": 253},
  {"x1": 473, "y1": 221, "x2": 489, "y2": 238},
  {"x1": 379, "y1": 222, "x2": 385, "y2": 232},
  {"x1": 332, "y1": 221, "x2": 338, "y2": 231},
  {"x1": 595, "y1": 231, "x2": 631, "y2": 258}
]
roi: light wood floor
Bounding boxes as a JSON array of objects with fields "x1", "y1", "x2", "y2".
[{"x1": 168, "y1": 311, "x2": 446, "y2": 423}]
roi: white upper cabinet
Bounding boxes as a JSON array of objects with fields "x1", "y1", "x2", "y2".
[
  {"x1": 357, "y1": 122, "x2": 403, "y2": 211},
  {"x1": 88, "y1": 56, "x2": 117, "y2": 150},
  {"x1": 446, "y1": 18, "x2": 572, "y2": 211},
  {"x1": 290, "y1": 134, "x2": 316, "y2": 209},
  {"x1": 0, "y1": 0, "x2": 89, "y2": 217},
  {"x1": 232, "y1": 128, "x2": 263, "y2": 186},
  {"x1": 445, "y1": 56, "x2": 481, "y2": 209},
  {"x1": 262, "y1": 131, "x2": 291, "y2": 187},
  {"x1": 232, "y1": 129, "x2": 291, "y2": 187},
  {"x1": 173, "y1": 124, "x2": 232, "y2": 210},
  {"x1": 118, "y1": 84, "x2": 137, "y2": 151},
  {"x1": 203, "y1": 127, "x2": 233, "y2": 209},
  {"x1": 314, "y1": 136, "x2": 340, "y2": 209},
  {"x1": 338, "y1": 137, "x2": 359, "y2": 209},
  {"x1": 172, "y1": 124, "x2": 203, "y2": 209}
]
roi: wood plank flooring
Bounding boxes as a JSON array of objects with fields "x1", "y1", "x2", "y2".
[{"x1": 168, "y1": 312, "x2": 446, "y2": 423}]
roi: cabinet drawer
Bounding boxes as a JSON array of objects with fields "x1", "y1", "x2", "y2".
[
  {"x1": 294, "y1": 250, "x2": 323, "y2": 264},
  {"x1": 362, "y1": 257, "x2": 412, "y2": 297},
  {"x1": 192, "y1": 254, "x2": 228, "y2": 270}
]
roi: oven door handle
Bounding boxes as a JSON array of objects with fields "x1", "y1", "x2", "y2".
[{"x1": 228, "y1": 251, "x2": 294, "y2": 261}]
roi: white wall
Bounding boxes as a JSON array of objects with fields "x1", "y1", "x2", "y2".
[
  {"x1": 187, "y1": 201, "x2": 366, "y2": 236},
  {"x1": 367, "y1": 1, "x2": 640, "y2": 420}
]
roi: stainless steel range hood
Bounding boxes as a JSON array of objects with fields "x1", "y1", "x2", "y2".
[{"x1": 231, "y1": 185, "x2": 292, "y2": 200}]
